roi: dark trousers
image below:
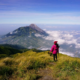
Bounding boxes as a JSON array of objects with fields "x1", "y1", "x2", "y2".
[{"x1": 53, "y1": 54, "x2": 57, "y2": 61}]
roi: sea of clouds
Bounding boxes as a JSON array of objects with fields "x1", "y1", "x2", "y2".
[
  {"x1": 45, "y1": 30, "x2": 80, "y2": 46},
  {"x1": 42, "y1": 30, "x2": 80, "y2": 57}
]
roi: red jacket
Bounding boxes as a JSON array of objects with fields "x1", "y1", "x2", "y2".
[{"x1": 50, "y1": 44, "x2": 59, "y2": 54}]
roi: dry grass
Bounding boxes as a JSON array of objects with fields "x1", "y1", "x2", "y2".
[{"x1": 0, "y1": 50, "x2": 80, "y2": 80}]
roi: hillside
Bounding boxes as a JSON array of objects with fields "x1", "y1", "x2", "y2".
[
  {"x1": 0, "y1": 49, "x2": 80, "y2": 80},
  {"x1": 0, "y1": 44, "x2": 25, "y2": 49},
  {"x1": 0, "y1": 45, "x2": 22, "y2": 58}
]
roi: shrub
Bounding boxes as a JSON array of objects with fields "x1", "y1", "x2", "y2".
[
  {"x1": 0, "y1": 66, "x2": 15, "y2": 76},
  {"x1": 32, "y1": 48, "x2": 42, "y2": 53},
  {"x1": 60, "y1": 60, "x2": 80, "y2": 72},
  {"x1": 3, "y1": 59, "x2": 17, "y2": 66},
  {"x1": 57, "y1": 60, "x2": 80, "y2": 77},
  {"x1": 0, "y1": 54, "x2": 7, "y2": 58},
  {"x1": 27, "y1": 59, "x2": 47, "y2": 70}
]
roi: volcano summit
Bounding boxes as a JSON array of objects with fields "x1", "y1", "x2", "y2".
[{"x1": 0, "y1": 24, "x2": 50, "y2": 49}]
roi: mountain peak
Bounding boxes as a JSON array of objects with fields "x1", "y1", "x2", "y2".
[
  {"x1": 4, "y1": 24, "x2": 48, "y2": 38},
  {"x1": 30, "y1": 24, "x2": 38, "y2": 28},
  {"x1": 29, "y1": 24, "x2": 41, "y2": 31},
  {"x1": 29, "y1": 24, "x2": 44, "y2": 33}
]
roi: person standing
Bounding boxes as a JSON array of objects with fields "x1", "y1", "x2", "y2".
[{"x1": 50, "y1": 41, "x2": 59, "y2": 61}]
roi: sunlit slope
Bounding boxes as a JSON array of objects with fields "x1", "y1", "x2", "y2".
[{"x1": 0, "y1": 49, "x2": 80, "y2": 80}]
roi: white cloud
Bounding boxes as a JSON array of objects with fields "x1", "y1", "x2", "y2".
[
  {"x1": 66, "y1": 39, "x2": 77, "y2": 45},
  {"x1": 38, "y1": 47, "x2": 50, "y2": 50},
  {"x1": 56, "y1": 39, "x2": 65, "y2": 45},
  {"x1": 44, "y1": 30, "x2": 80, "y2": 48},
  {"x1": 0, "y1": 11, "x2": 80, "y2": 24},
  {"x1": 10, "y1": 32, "x2": 13, "y2": 34},
  {"x1": 75, "y1": 44, "x2": 80, "y2": 48},
  {"x1": 63, "y1": 34, "x2": 73, "y2": 39},
  {"x1": 70, "y1": 45, "x2": 72, "y2": 47},
  {"x1": 35, "y1": 34, "x2": 42, "y2": 37},
  {"x1": 43, "y1": 29, "x2": 46, "y2": 31},
  {"x1": 60, "y1": 49, "x2": 74, "y2": 57},
  {"x1": 28, "y1": 46, "x2": 33, "y2": 49}
]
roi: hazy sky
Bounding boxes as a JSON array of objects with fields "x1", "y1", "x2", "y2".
[
  {"x1": 0, "y1": 0, "x2": 80, "y2": 24},
  {"x1": 0, "y1": 24, "x2": 80, "y2": 35},
  {"x1": 0, "y1": 0, "x2": 80, "y2": 35}
]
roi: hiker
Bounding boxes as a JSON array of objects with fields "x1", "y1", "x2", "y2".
[{"x1": 50, "y1": 41, "x2": 59, "y2": 61}]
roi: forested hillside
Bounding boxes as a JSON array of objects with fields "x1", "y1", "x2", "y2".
[{"x1": 0, "y1": 45, "x2": 22, "y2": 58}]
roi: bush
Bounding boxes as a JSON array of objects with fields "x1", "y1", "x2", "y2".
[
  {"x1": 27, "y1": 60, "x2": 47, "y2": 70},
  {"x1": 3, "y1": 60, "x2": 16, "y2": 66},
  {"x1": 0, "y1": 66, "x2": 15, "y2": 76},
  {"x1": 57, "y1": 60, "x2": 80, "y2": 77},
  {"x1": 32, "y1": 48, "x2": 42, "y2": 53},
  {"x1": 0, "y1": 54, "x2": 7, "y2": 58},
  {"x1": 60, "y1": 60, "x2": 80, "y2": 72}
]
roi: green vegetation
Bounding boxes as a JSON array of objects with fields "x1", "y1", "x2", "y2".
[
  {"x1": 0, "y1": 49, "x2": 80, "y2": 80},
  {"x1": 0, "y1": 46, "x2": 22, "y2": 58},
  {"x1": 0, "y1": 44, "x2": 25, "y2": 49}
]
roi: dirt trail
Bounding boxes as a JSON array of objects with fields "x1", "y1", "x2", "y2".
[{"x1": 37, "y1": 62, "x2": 56, "y2": 80}]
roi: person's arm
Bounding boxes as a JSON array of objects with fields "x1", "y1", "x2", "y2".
[{"x1": 50, "y1": 45, "x2": 54, "y2": 53}]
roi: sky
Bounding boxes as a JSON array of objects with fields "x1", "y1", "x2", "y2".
[
  {"x1": 0, "y1": 0, "x2": 80, "y2": 24},
  {"x1": 0, "y1": 0, "x2": 80, "y2": 35}
]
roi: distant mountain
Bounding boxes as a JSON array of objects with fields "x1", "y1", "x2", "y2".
[
  {"x1": 5, "y1": 24, "x2": 48, "y2": 37},
  {"x1": 0, "y1": 24, "x2": 51, "y2": 49}
]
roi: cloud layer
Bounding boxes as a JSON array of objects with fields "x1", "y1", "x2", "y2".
[
  {"x1": 42, "y1": 30, "x2": 80, "y2": 57},
  {"x1": 45, "y1": 30, "x2": 80, "y2": 47}
]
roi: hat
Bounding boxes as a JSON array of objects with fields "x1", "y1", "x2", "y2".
[{"x1": 54, "y1": 41, "x2": 57, "y2": 44}]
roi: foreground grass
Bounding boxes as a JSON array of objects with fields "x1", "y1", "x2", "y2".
[{"x1": 0, "y1": 49, "x2": 80, "y2": 80}]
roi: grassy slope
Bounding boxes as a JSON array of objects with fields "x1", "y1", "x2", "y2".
[{"x1": 0, "y1": 50, "x2": 80, "y2": 80}]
